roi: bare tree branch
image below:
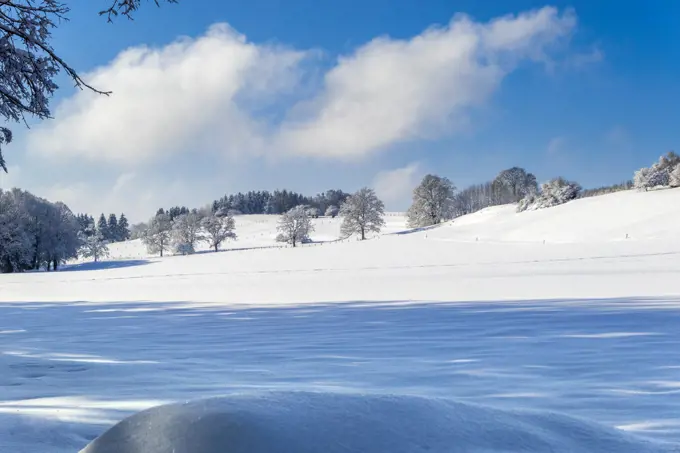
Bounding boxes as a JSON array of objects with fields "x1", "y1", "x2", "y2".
[{"x1": 0, "y1": 0, "x2": 177, "y2": 172}]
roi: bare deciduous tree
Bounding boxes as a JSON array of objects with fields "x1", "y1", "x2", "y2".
[{"x1": 201, "y1": 213, "x2": 236, "y2": 252}]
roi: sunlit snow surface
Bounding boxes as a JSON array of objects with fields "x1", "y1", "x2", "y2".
[{"x1": 2, "y1": 190, "x2": 680, "y2": 452}]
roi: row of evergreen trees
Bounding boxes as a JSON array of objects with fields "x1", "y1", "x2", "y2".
[
  {"x1": 210, "y1": 189, "x2": 350, "y2": 216},
  {"x1": 76, "y1": 213, "x2": 130, "y2": 243}
]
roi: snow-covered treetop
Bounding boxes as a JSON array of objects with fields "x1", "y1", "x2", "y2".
[
  {"x1": 407, "y1": 174, "x2": 456, "y2": 228},
  {"x1": 634, "y1": 151, "x2": 680, "y2": 191}
]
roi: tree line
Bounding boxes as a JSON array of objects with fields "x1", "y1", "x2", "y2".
[
  {"x1": 0, "y1": 188, "x2": 135, "y2": 273},
  {"x1": 76, "y1": 213, "x2": 131, "y2": 243},
  {"x1": 4, "y1": 153, "x2": 677, "y2": 271},
  {"x1": 210, "y1": 189, "x2": 350, "y2": 216}
]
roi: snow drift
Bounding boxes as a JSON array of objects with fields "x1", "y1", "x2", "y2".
[{"x1": 79, "y1": 392, "x2": 677, "y2": 453}]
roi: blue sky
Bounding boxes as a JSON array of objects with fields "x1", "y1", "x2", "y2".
[{"x1": 1, "y1": 0, "x2": 678, "y2": 221}]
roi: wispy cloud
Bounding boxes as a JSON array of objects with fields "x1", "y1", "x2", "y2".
[
  {"x1": 605, "y1": 125, "x2": 631, "y2": 148},
  {"x1": 547, "y1": 136, "x2": 567, "y2": 155},
  {"x1": 372, "y1": 162, "x2": 422, "y2": 209}
]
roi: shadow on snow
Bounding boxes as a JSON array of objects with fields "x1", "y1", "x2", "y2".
[
  {"x1": 60, "y1": 260, "x2": 153, "y2": 272},
  {"x1": 1, "y1": 296, "x2": 680, "y2": 451}
]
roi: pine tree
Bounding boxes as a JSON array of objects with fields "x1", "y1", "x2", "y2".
[
  {"x1": 108, "y1": 213, "x2": 119, "y2": 242},
  {"x1": 97, "y1": 214, "x2": 109, "y2": 242},
  {"x1": 118, "y1": 213, "x2": 130, "y2": 241}
]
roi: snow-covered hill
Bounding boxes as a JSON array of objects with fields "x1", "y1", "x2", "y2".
[
  {"x1": 2, "y1": 189, "x2": 680, "y2": 452},
  {"x1": 103, "y1": 212, "x2": 409, "y2": 260},
  {"x1": 439, "y1": 188, "x2": 680, "y2": 244}
]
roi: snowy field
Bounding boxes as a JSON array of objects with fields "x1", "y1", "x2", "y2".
[{"x1": 2, "y1": 190, "x2": 680, "y2": 452}]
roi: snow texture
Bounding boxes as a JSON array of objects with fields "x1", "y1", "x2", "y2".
[
  {"x1": 2, "y1": 189, "x2": 680, "y2": 452},
  {"x1": 79, "y1": 392, "x2": 677, "y2": 453}
]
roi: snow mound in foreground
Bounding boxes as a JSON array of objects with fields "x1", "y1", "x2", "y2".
[{"x1": 80, "y1": 392, "x2": 677, "y2": 453}]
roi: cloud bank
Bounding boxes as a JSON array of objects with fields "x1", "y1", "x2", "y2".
[{"x1": 28, "y1": 7, "x2": 578, "y2": 164}]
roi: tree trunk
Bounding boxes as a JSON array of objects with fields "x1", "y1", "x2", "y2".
[
  {"x1": 214, "y1": 244, "x2": 218, "y2": 252},
  {"x1": 53, "y1": 259, "x2": 58, "y2": 271},
  {"x1": 361, "y1": 227, "x2": 365, "y2": 240},
  {"x1": 47, "y1": 261, "x2": 51, "y2": 272}
]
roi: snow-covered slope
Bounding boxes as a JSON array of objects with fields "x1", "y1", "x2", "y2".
[
  {"x1": 103, "y1": 213, "x2": 409, "y2": 260},
  {"x1": 80, "y1": 392, "x2": 676, "y2": 453},
  {"x1": 2, "y1": 189, "x2": 680, "y2": 452},
  {"x1": 439, "y1": 188, "x2": 680, "y2": 243}
]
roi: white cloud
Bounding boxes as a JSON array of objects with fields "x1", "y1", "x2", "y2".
[
  {"x1": 28, "y1": 7, "x2": 579, "y2": 166},
  {"x1": 568, "y1": 47, "x2": 604, "y2": 68},
  {"x1": 278, "y1": 7, "x2": 577, "y2": 159},
  {"x1": 16, "y1": 7, "x2": 591, "y2": 220},
  {"x1": 2, "y1": 170, "x2": 210, "y2": 222},
  {"x1": 372, "y1": 162, "x2": 421, "y2": 209},
  {"x1": 28, "y1": 24, "x2": 307, "y2": 164}
]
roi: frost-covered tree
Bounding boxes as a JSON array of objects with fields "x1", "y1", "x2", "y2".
[
  {"x1": 79, "y1": 230, "x2": 109, "y2": 263},
  {"x1": 579, "y1": 181, "x2": 633, "y2": 198},
  {"x1": 142, "y1": 213, "x2": 172, "y2": 257},
  {"x1": 407, "y1": 175, "x2": 456, "y2": 228},
  {"x1": 0, "y1": 189, "x2": 33, "y2": 272},
  {"x1": 42, "y1": 202, "x2": 80, "y2": 270},
  {"x1": 171, "y1": 212, "x2": 201, "y2": 255},
  {"x1": 129, "y1": 222, "x2": 147, "y2": 240},
  {"x1": 517, "y1": 177, "x2": 581, "y2": 212},
  {"x1": 325, "y1": 205, "x2": 339, "y2": 218},
  {"x1": 118, "y1": 213, "x2": 130, "y2": 241},
  {"x1": 339, "y1": 188, "x2": 385, "y2": 240},
  {"x1": 0, "y1": 188, "x2": 80, "y2": 272},
  {"x1": 306, "y1": 207, "x2": 320, "y2": 218},
  {"x1": 670, "y1": 165, "x2": 680, "y2": 188},
  {"x1": 0, "y1": 0, "x2": 175, "y2": 172},
  {"x1": 634, "y1": 152, "x2": 680, "y2": 191},
  {"x1": 201, "y1": 214, "x2": 236, "y2": 252},
  {"x1": 492, "y1": 167, "x2": 538, "y2": 203},
  {"x1": 276, "y1": 206, "x2": 314, "y2": 247}
]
